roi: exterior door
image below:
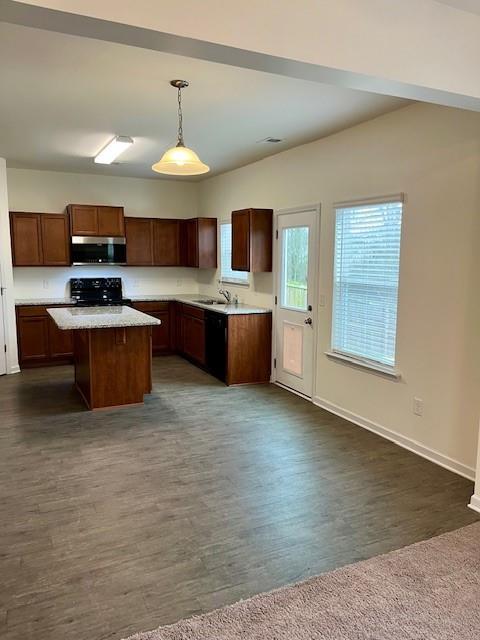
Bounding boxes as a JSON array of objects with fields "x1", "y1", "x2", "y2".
[{"x1": 275, "y1": 206, "x2": 319, "y2": 398}]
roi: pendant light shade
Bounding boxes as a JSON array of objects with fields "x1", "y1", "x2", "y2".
[
  {"x1": 152, "y1": 145, "x2": 209, "y2": 175},
  {"x1": 152, "y1": 80, "x2": 209, "y2": 176}
]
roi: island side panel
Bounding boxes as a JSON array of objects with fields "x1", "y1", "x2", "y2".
[
  {"x1": 88, "y1": 326, "x2": 152, "y2": 409},
  {"x1": 74, "y1": 329, "x2": 92, "y2": 407},
  {"x1": 226, "y1": 313, "x2": 272, "y2": 385}
]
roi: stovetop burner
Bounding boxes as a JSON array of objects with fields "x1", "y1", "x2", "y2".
[{"x1": 70, "y1": 277, "x2": 131, "y2": 307}]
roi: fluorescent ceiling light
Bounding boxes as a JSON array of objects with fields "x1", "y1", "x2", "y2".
[{"x1": 94, "y1": 136, "x2": 133, "y2": 164}]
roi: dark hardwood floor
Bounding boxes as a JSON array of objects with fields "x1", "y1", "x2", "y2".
[{"x1": 0, "y1": 356, "x2": 477, "y2": 640}]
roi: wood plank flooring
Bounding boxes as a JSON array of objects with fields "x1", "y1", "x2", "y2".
[{"x1": 0, "y1": 356, "x2": 477, "y2": 640}]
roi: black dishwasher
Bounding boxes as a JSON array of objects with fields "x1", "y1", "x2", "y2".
[{"x1": 205, "y1": 311, "x2": 227, "y2": 382}]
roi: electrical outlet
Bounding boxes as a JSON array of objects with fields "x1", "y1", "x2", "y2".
[
  {"x1": 319, "y1": 294, "x2": 326, "y2": 307},
  {"x1": 176, "y1": 279, "x2": 182, "y2": 287},
  {"x1": 413, "y1": 397, "x2": 424, "y2": 416},
  {"x1": 43, "y1": 279, "x2": 49, "y2": 289}
]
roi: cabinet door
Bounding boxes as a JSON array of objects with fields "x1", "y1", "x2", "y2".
[
  {"x1": 69, "y1": 205, "x2": 98, "y2": 236},
  {"x1": 126, "y1": 218, "x2": 153, "y2": 265},
  {"x1": 41, "y1": 213, "x2": 70, "y2": 266},
  {"x1": 151, "y1": 311, "x2": 171, "y2": 353},
  {"x1": 231, "y1": 210, "x2": 251, "y2": 271},
  {"x1": 153, "y1": 219, "x2": 181, "y2": 266},
  {"x1": 17, "y1": 316, "x2": 49, "y2": 363},
  {"x1": 182, "y1": 314, "x2": 206, "y2": 365},
  {"x1": 10, "y1": 213, "x2": 43, "y2": 266},
  {"x1": 97, "y1": 206, "x2": 125, "y2": 237},
  {"x1": 48, "y1": 318, "x2": 74, "y2": 359},
  {"x1": 185, "y1": 219, "x2": 198, "y2": 267},
  {"x1": 197, "y1": 218, "x2": 217, "y2": 269}
]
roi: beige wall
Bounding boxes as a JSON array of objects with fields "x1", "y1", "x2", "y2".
[
  {"x1": 7, "y1": 168, "x2": 201, "y2": 299},
  {"x1": 198, "y1": 103, "x2": 480, "y2": 474}
]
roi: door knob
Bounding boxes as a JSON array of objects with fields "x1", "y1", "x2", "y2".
[{"x1": 304, "y1": 317, "x2": 313, "y2": 325}]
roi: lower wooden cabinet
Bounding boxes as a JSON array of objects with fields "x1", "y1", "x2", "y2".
[
  {"x1": 16, "y1": 305, "x2": 74, "y2": 367},
  {"x1": 180, "y1": 305, "x2": 206, "y2": 366},
  {"x1": 131, "y1": 302, "x2": 175, "y2": 354}
]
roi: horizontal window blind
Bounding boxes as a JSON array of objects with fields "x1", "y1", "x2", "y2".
[
  {"x1": 220, "y1": 222, "x2": 249, "y2": 284},
  {"x1": 332, "y1": 200, "x2": 403, "y2": 367}
]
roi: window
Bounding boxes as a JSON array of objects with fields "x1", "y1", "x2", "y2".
[
  {"x1": 332, "y1": 197, "x2": 403, "y2": 368},
  {"x1": 220, "y1": 222, "x2": 249, "y2": 285}
]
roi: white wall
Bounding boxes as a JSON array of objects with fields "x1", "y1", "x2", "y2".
[
  {"x1": 198, "y1": 103, "x2": 480, "y2": 475},
  {"x1": 7, "y1": 168, "x2": 202, "y2": 299},
  {"x1": 0, "y1": 159, "x2": 19, "y2": 374}
]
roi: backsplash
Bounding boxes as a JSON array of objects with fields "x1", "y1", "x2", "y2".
[{"x1": 13, "y1": 266, "x2": 200, "y2": 300}]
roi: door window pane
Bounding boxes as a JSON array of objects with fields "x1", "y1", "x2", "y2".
[{"x1": 281, "y1": 226, "x2": 309, "y2": 310}]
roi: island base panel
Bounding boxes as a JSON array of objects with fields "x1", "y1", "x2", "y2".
[{"x1": 74, "y1": 327, "x2": 152, "y2": 410}]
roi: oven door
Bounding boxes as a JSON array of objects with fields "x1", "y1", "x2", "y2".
[{"x1": 71, "y1": 236, "x2": 126, "y2": 265}]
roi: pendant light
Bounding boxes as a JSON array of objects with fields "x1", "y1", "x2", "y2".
[{"x1": 152, "y1": 80, "x2": 209, "y2": 176}]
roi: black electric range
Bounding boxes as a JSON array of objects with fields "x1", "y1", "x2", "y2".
[{"x1": 70, "y1": 277, "x2": 132, "y2": 307}]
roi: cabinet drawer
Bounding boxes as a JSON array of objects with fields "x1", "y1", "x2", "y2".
[
  {"x1": 17, "y1": 305, "x2": 49, "y2": 317},
  {"x1": 133, "y1": 301, "x2": 170, "y2": 313},
  {"x1": 182, "y1": 304, "x2": 205, "y2": 320}
]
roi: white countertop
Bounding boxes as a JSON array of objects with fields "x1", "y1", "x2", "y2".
[
  {"x1": 17, "y1": 294, "x2": 272, "y2": 315},
  {"x1": 47, "y1": 306, "x2": 161, "y2": 330}
]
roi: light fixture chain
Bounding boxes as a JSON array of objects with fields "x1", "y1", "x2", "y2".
[{"x1": 177, "y1": 87, "x2": 184, "y2": 146}]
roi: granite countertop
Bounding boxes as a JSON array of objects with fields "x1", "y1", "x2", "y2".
[
  {"x1": 17, "y1": 294, "x2": 272, "y2": 315},
  {"x1": 131, "y1": 294, "x2": 272, "y2": 315},
  {"x1": 47, "y1": 306, "x2": 161, "y2": 330},
  {"x1": 15, "y1": 297, "x2": 76, "y2": 306}
]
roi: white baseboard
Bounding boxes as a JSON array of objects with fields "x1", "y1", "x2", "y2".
[
  {"x1": 313, "y1": 395, "x2": 476, "y2": 481},
  {"x1": 468, "y1": 494, "x2": 480, "y2": 514}
]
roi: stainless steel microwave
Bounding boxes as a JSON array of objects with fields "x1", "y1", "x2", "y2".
[{"x1": 71, "y1": 236, "x2": 127, "y2": 265}]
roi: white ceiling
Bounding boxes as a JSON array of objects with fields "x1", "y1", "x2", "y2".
[
  {"x1": 435, "y1": 0, "x2": 480, "y2": 14},
  {"x1": 0, "y1": 23, "x2": 409, "y2": 181}
]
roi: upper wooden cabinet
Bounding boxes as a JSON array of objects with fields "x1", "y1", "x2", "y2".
[
  {"x1": 40, "y1": 214, "x2": 70, "y2": 266},
  {"x1": 153, "y1": 219, "x2": 181, "y2": 266},
  {"x1": 10, "y1": 212, "x2": 70, "y2": 267},
  {"x1": 125, "y1": 217, "x2": 154, "y2": 266},
  {"x1": 231, "y1": 208, "x2": 273, "y2": 272},
  {"x1": 126, "y1": 216, "x2": 216, "y2": 268},
  {"x1": 125, "y1": 217, "x2": 181, "y2": 266},
  {"x1": 183, "y1": 218, "x2": 217, "y2": 269},
  {"x1": 68, "y1": 204, "x2": 125, "y2": 237}
]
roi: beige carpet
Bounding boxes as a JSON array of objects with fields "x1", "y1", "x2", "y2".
[{"x1": 125, "y1": 522, "x2": 480, "y2": 639}]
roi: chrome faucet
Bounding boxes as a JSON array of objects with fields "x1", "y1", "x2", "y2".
[{"x1": 219, "y1": 288, "x2": 231, "y2": 303}]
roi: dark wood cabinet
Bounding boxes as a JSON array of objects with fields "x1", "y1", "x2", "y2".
[
  {"x1": 132, "y1": 301, "x2": 175, "y2": 355},
  {"x1": 40, "y1": 214, "x2": 70, "y2": 265},
  {"x1": 97, "y1": 206, "x2": 125, "y2": 237},
  {"x1": 48, "y1": 319, "x2": 74, "y2": 358},
  {"x1": 126, "y1": 218, "x2": 153, "y2": 265},
  {"x1": 68, "y1": 204, "x2": 124, "y2": 237},
  {"x1": 126, "y1": 216, "x2": 215, "y2": 268},
  {"x1": 181, "y1": 305, "x2": 206, "y2": 365},
  {"x1": 16, "y1": 305, "x2": 74, "y2": 367},
  {"x1": 183, "y1": 218, "x2": 217, "y2": 268},
  {"x1": 231, "y1": 208, "x2": 273, "y2": 272},
  {"x1": 153, "y1": 219, "x2": 181, "y2": 266},
  {"x1": 68, "y1": 205, "x2": 98, "y2": 236},
  {"x1": 10, "y1": 212, "x2": 43, "y2": 266},
  {"x1": 10, "y1": 212, "x2": 70, "y2": 267},
  {"x1": 17, "y1": 316, "x2": 49, "y2": 363}
]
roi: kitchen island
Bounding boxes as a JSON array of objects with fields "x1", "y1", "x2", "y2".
[{"x1": 47, "y1": 306, "x2": 160, "y2": 410}]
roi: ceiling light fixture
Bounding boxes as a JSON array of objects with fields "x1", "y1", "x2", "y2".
[
  {"x1": 152, "y1": 80, "x2": 209, "y2": 176},
  {"x1": 94, "y1": 136, "x2": 134, "y2": 164}
]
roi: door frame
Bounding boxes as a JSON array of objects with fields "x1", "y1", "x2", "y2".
[{"x1": 272, "y1": 203, "x2": 321, "y2": 399}]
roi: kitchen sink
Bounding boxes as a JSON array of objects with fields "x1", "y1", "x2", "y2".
[{"x1": 193, "y1": 299, "x2": 227, "y2": 305}]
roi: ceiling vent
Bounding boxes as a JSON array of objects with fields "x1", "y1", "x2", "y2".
[{"x1": 257, "y1": 137, "x2": 284, "y2": 144}]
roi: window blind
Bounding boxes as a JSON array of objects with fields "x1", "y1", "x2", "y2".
[
  {"x1": 220, "y1": 222, "x2": 249, "y2": 284},
  {"x1": 332, "y1": 200, "x2": 403, "y2": 367}
]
